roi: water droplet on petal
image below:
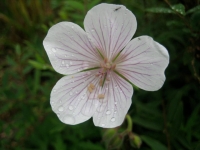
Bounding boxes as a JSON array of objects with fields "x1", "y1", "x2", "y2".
[
  {"x1": 58, "y1": 106, "x2": 64, "y2": 112},
  {"x1": 114, "y1": 110, "x2": 117, "y2": 113},
  {"x1": 111, "y1": 117, "x2": 115, "y2": 122},
  {"x1": 70, "y1": 61, "x2": 72, "y2": 65},
  {"x1": 69, "y1": 105, "x2": 74, "y2": 110},
  {"x1": 114, "y1": 102, "x2": 117, "y2": 105},
  {"x1": 63, "y1": 115, "x2": 75, "y2": 124},
  {"x1": 72, "y1": 26, "x2": 74, "y2": 29},
  {"x1": 106, "y1": 110, "x2": 111, "y2": 115},
  {"x1": 52, "y1": 48, "x2": 56, "y2": 52},
  {"x1": 62, "y1": 61, "x2": 65, "y2": 64},
  {"x1": 69, "y1": 92, "x2": 73, "y2": 96},
  {"x1": 102, "y1": 123, "x2": 105, "y2": 127},
  {"x1": 66, "y1": 64, "x2": 69, "y2": 68}
]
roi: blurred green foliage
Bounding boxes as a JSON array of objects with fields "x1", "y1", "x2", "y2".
[{"x1": 0, "y1": 0, "x2": 200, "y2": 150}]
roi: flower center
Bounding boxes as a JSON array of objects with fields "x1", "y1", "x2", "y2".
[{"x1": 101, "y1": 58, "x2": 116, "y2": 71}]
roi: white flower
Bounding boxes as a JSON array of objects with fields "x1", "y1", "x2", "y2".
[{"x1": 43, "y1": 3, "x2": 169, "y2": 128}]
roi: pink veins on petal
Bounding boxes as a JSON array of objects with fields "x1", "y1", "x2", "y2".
[{"x1": 43, "y1": 3, "x2": 169, "y2": 128}]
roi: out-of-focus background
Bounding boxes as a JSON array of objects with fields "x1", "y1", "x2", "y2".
[{"x1": 0, "y1": 0, "x2": 200, "y2": 149}]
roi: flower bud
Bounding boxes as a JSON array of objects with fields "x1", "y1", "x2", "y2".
[
  {"x1": 129, "y1": 132, "x2": 142, "y2": 149},
  {"x1": 108, "y1": 134, "x2": 124, "y2": 149},
  {"x1": 102, "y1": 128, "x2": 117, "y2": 142}
]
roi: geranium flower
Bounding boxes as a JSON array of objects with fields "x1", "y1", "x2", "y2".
[{"x1": 43, "y1": 3, "x2": 169, "y2": 128}]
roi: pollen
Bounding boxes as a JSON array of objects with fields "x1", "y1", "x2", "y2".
[
  {"x1": 88, "y1": 83, "x2": 95, "y2": 93},
  {"x1": 98, "y1": 94, "x2": 105, "y2": 99}
]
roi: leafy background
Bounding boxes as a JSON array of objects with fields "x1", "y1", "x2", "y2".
[{"x1": 0, "y1": 0, "x2": 200, "y2": 150}]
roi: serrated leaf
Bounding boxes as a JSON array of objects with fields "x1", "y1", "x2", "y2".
[
  {"x1": 146, "y1": 7, "x2": 173, "y2": 14},
  {"x1": 171, "y1": 4, "x2": 185, "y2": 15},
  {"x1": 141, "y1": 135, "x2": 168, "y2": 150}
]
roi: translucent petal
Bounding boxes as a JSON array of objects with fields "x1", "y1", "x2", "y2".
[
  {"x1": 93, "y1": 71, "x2": 133, "y2": 128},
  {"x1": 43, "y1": 22, "x2": 101, "y2": 75},
  {"x1": 116, "y1": 36, "x2": 169, "y2": 91},
  {"x1": 84, "y1": 3, "x2": 137, "y2": 60},
  {"x1": 50, "y1": 71, "x2": 100, "y2": 125}
]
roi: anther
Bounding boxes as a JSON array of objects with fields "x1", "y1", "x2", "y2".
[
  {"x1": 98, "y1": 94, "x2": 105, "y2": 99},
  {"x1": 88, "y1": 83, "x2": 95, "y2": 93}
]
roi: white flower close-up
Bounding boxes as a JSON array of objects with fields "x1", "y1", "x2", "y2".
[{"x1": 43, "y1": 3, "x2": 169, "y2": 128}]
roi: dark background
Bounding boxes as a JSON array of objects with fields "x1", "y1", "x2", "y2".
[{"x1": 0, "y1": 0, "x2": 200, "y2": 149}]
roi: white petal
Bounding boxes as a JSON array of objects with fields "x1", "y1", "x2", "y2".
[
  {"x1": 93, "y1": 71, "x2": 133, "y2": 128},
  {"x1": 84, "y1": 3, "x2": 137, "y2": 60},
  {"x1": 116, "y1": 36, "x2": 169, "y2": 91},
  {"x1": 50, "y1": 71, "x2": 100, "y2": 125},
  {"x1": 43, "y1": 22, "x2": 101, "y2": 75}
]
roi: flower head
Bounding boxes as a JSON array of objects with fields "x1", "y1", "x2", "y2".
[{"x1": 43, "y1": 3, "x2": 169, "y2": 128}]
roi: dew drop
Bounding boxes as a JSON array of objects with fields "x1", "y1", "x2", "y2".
[
  {"x1": 66, "y1": 64, "x2": 69, "y2": 68},
  {"x1": 111, "y1": 117, "x2": 115, "y2": 122},
  {"x1": 53, "y1": 89, "x2": 57, "y2": 92},
  {"x1": 114, "y1": 110, "x2": 117, "y2": 114},
  {"x1": 70, "y1": 61, "x2": 73, "y2": 65},
  {"x1": 106, "y1": 110, "x2": 111, "y2": 115},
  {"x1": 65, "y1": 54, "x2": 67, "y2": 58},
  {"x1": 62, "y1": 61, "x2": 65, "y2": 64},
  {"x1": 69, "y1": 92, "x2": 73, "y2": 96},
  {"x1": 68, "y1": 105, "x2": 74, "y2": 110},
  {"x1": 91, "y1": 29, "x2": 94, "y2": 32},
  {"x1": 81, "y1": 94, "x2": 86, "y2": 99},
  {"x1": 58, "y1": 106, "x2": 64, "y2": 112},
  {"x1": 114, "y1": 102, "x2": 117, "y2": 105},
  {"x1": 72, "y1": 26, "x2": 74, "y2": 29},
  {"x1": 52, "y1": 48, "x2": 56, "y2": 53},
  {"x1": 102, "y1": 123, "x2": 105, "y2": 127}
]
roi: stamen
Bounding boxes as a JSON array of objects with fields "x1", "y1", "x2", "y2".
[
  {"x1": 99, "y1": 79, "x2": 103, "y2": 86},
  {"x1": 104, "y1": 63, "x2": 111, "y2": 69},
  {"x1": 98, "y1": 94, "x2": 105, "y2": 99},
  {"x1": 104, "y1": 58, "x2": 108, "y2": 63},
  {"x1": 88, "y1": 83, "x2": 95, "y2": 93}
]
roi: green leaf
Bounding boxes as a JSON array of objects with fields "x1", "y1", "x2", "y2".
[
  {"x1": 171, "y1": 4, "x2": 185, "y2": 15},
  {"x1": 29, "y1": 60, "x2": 53, "y2": 71},
  {"x1": 146, "y1": 7, "x2": 173, "y2": 14},
  {"x1": 141, "y1": 135, "x2": 168, "y2": 150},
  {"x1": 186, "y1": 5, "x2": 200, "y2": 14},
  {"x1": 132, "y1": 116, "x2": 163, "y2": 131},
  {"x1": 65, "y1": 1, "x2": 84, "y2": 12}
]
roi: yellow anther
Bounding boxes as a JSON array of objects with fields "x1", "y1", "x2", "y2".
[
  {"x1": 98, "y1": 94, "x2": 105, "y2": 99},
  {"x1": 88, "y1": 83, "x2": 95, "y2": 93},
  {"x1": 90, "y1": 83, "x2": 95, "y2": 89}
]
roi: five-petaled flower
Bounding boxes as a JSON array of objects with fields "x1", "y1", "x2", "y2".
[{"x1": 43, "y1": 3, "x2": 169, "y2": 128}]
